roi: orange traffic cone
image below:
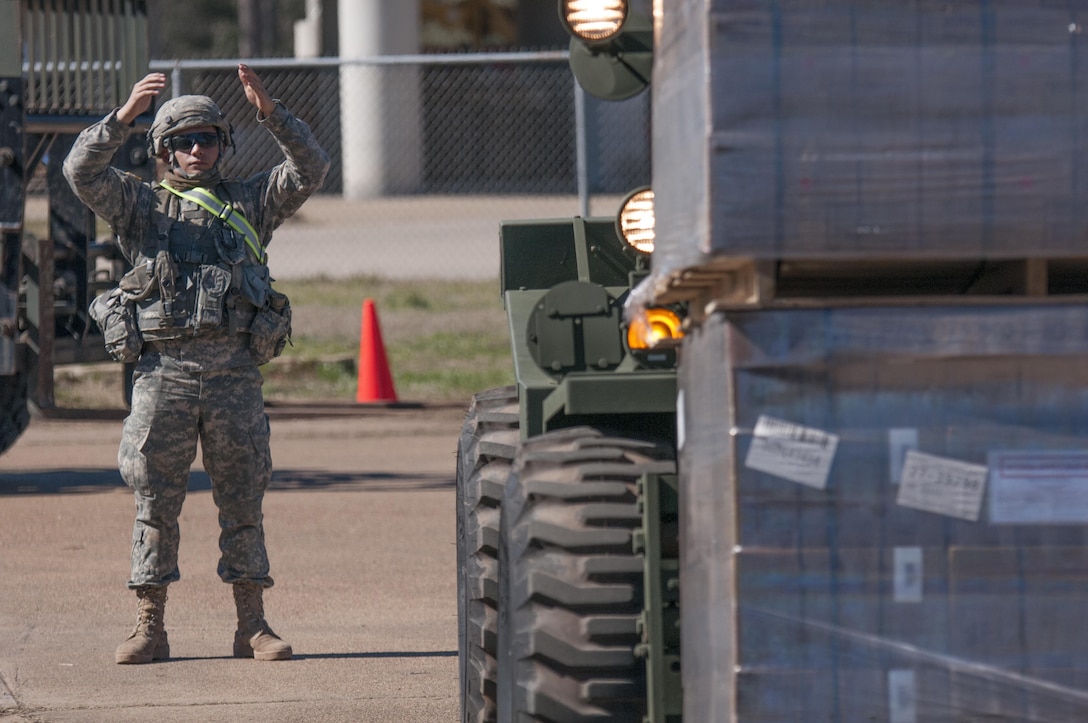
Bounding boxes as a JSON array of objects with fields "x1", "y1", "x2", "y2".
[{"x1": 356, "y1": 298, "x2": 398, "y2": 403}]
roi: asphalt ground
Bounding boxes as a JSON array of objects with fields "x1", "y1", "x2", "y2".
[{"x1": 0, "y1": 405, "x2": 469, "y2": 722}]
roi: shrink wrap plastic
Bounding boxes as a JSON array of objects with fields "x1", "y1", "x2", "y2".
[
  {"x1": 652, "y1": 2, "x2": 1088, "y2": 277},
  {"x1": 679, "y1": 304, "x2": 1088, "y2": 721}
]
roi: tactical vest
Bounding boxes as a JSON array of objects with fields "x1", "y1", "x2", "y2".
[{"x1": 126, "y1": 182, "x2": 272, "y2": 341}]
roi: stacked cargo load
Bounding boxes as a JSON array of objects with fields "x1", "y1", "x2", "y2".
[{"x1": 647, "y1": 1, "x2": 1088, "y2": 719}]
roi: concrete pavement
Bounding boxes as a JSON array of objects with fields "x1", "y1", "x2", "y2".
[
  {"x1": 0, "y1": 406, "x2": 467, "y2": 722},
  {"x1": 28, "y1": 193, "x2": 626, "y2": 282}
]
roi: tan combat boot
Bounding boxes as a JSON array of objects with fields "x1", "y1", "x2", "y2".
[
  {"x1": 232, "y1": 582, "x2": 292, "y2": 661},
  {"x1": 115, "y1": 586, "x2": 170, "y2": 664}
]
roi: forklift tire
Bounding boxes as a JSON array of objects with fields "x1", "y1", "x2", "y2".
[
  {"x1": 496, "y1": 426, "x2": 675, "y2": 722},
  {"x1": 456, "y1": 386, "x2": 519, "y2": 723},
  {"x1": 0, "y1": 371, "x2": 30, "y2": 456}
]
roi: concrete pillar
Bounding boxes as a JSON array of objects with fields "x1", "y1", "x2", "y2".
[
  {"x1": 338, "y1": 0, "x2": 422, "y2": 198},
  {"x1": 293, "y1": 0, "x2": 322, "y2": 58}
]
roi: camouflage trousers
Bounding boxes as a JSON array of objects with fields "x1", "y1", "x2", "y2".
[{"x1": 119, "y1": 356, "x2": 274, "y2": 589}]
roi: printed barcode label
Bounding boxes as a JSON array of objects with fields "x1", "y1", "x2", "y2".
[
  {"x1": 893, "y1": 547, "x2": 923, "y2": 603},
  {"x1": 896, "y1": 450, "x2": 987, "y2": 521},
  {"x1": 754, "y1": 416, "x2": 834, "y2": 446},
  {"x1": 888, "y1": 669, "x2": 917, "y2": 723},
  {"x1": 744, "y1": 415, "x2": 839, "y2": 489}
]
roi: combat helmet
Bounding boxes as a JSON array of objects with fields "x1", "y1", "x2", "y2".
[{"x1": 147, "y1": 94, "x2": 233, "y2": 157}]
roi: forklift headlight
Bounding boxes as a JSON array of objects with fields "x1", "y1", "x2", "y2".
[
  {"x1": 626, "y1": 307, "x2": 683, "y2": 350},
  {"x1": 560, "y1": 0, "x2": 628, "y2": 43},
  {"x1": 617, "y1": 186, "x2": 655, "y2": 254}
]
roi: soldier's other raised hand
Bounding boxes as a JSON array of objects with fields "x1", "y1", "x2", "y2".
[{"x1": 118, "y1": 73, "x2": 167, "y2": 125}]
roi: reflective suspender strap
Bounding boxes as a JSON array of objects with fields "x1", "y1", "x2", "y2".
[{"x1": 160, "y1": 182, "x2": 265, "y2": 263}]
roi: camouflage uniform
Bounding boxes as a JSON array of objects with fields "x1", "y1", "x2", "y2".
[{"x1": 63, "y1": 99, "x2": 329, "y2": 592}]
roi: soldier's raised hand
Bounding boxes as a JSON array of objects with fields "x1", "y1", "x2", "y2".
[
  {"x1": 118, "y1": 73, "x2": 167, "y2": 125},
  {"x1": 238, "y1": 64, "x2": 276, "y2": 118}
]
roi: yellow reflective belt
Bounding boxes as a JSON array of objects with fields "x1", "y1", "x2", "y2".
[{"x1": 160, "y1": 182, "x2": 265, "y2": 262}]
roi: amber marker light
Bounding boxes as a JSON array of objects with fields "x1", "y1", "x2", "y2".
[{"x1": 626, "y1": 307, "x2": 684, "y2": 351}]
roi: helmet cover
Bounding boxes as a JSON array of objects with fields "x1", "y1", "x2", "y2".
[{"x1": 148, "y1": 95, "x2": 233, "y2": 155}]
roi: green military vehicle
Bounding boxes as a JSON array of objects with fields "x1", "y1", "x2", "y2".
[
  {"x1": 455, "y1": 196, "x2": 682, "y2": 721},
  {"x1": 458, "y1": 1, "x2": 1088, "y2": 721},
  {"x1": 455, "y1": 1, "x2": 685, "y2": 720},
  {"x1": 0, "y1": 0, "x2": 152, "y2": 454}
]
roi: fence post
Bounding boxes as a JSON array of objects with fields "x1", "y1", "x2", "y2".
[{"x1": 170, "y1": 62, "x2": 183, "y2": 97}]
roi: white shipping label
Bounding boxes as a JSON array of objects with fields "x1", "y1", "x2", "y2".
[
  {"x1": 888, "y1": 669, "x2": 917, "y2": 723},
  {"x1": 896, "y1": 450, "x2": 987, "y2": 521},
  {"x1": 893, "y1": 547, "x2": 923, "y2": 603},
  {"x1": 989, "y1": 450, "x2": 1088, "y2": 525},
  {"x1": 745, "y1": 415, "x2": 839, "y2": 489}
]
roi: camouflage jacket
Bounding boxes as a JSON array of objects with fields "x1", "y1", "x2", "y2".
[{"x1": 62, "y1": 103, "x2": 330, "y2": 370}]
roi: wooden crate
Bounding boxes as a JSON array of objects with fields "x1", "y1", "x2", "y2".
[
  {"x1": 678, "y1": 303, "x2": 1088, "y2": 720},
  {"x1": 653, "y1": 1, "x2": 1088, "y2": 305}
]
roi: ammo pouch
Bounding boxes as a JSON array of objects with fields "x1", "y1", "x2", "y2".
[
  {"x1": 89, "y1": 287, "x2": 143, "y2": 363},
  {"x1": 248, "y1": 288, "x2": 292, "y2": 365},
  {"x1": 193, "y1": 264, "x2": 232, "y2": 329}
]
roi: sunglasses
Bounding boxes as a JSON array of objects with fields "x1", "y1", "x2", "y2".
[{"x1": 164, "y1": 131, "x2": 221, "y2": 153}]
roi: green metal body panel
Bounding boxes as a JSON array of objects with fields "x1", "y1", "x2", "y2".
[
  {"x1": 500, "y1": 216, "x2": 632, "y2": 294},
  {"x1": 541, "y1": 370, "x2": 675, "y2": 420},
  {"x1": 506, "y1": 285, "x2": 658, "y2": 437},
  {"x1": 1, "y1": 0, "x2": 24, "y2": 377},
  {"x1": 500, "y1": 215, "x2": 677, "y2": 441},
  {"x1": 0, "y1": 1, "x2": 19, "y2": 76},
  {"x1": 635, "y1": 472, "x2": 682, "y2": 722}
]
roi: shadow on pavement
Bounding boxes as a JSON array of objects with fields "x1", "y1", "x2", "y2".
[
  {"x1": 270, "y1": 471, "x2": 453, "y2": 492},
  {"x1": 293, "y1": 650, "x2": 459, "y2": 660},
  {"x1": 166, "y1": 647, "x2": 459, "y2": 661},
  {"x1": 0, "y1": 468, "x2": 125, "y2": 493},
  {"x1": 0, "y1": 469, "x2": 453, "y2": 495},
  {"x1": 166, "y1": 650, "x2": 458, "y2": 662}
]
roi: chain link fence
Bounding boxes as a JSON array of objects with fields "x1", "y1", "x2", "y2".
[{"x1": 147, "y1": 52, "x2": 651, "y2": 281}]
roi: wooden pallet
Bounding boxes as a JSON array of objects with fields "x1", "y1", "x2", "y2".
[{"x1": 652, "y1": 256, "x2": 1088, "y2": 321}]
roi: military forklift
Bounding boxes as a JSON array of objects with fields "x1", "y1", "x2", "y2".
[
  {"x1": 0, "y1": 0, "x2": 152, "y2": 454},
  {"x1": 464, "y1": 2, "x2": 1088, "y2": 722},
  {"x1": 454, "y1": 1, "x2": 684, "y2": 720}
]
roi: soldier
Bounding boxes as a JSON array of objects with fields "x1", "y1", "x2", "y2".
[{"x1": 63, "y1": 65, "x2": 330, "y2": 664}]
